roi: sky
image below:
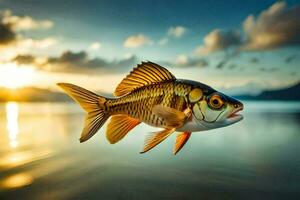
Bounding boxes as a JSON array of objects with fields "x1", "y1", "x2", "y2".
[{"x1": 0, "y1": 0, "x2": 299, "y2": 94}]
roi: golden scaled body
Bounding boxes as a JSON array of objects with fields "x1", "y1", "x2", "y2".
[
  {"x1": 106, "y1": 81, "x2": 191, "y2": 128},
  {"x1": 58, "y1": 61, "x2": 243, "y2": 154}
]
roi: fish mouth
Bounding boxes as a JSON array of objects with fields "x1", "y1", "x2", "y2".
[
  {"x1": 228, "y1": 107, "x2": 243, "y2": 118},
  {"x1": 226, "y1": 107, "x2": 243, "y2": 123}
]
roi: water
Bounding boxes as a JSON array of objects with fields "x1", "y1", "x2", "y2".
[{"x1": 0, "y1": 101, "x2": 299, "y2": 200}]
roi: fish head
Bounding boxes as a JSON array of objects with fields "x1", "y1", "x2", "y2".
[{"x1": 187, "y1": 83, "x2": 243, "y2": 130}]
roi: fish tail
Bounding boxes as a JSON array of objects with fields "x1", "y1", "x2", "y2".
[{"x1": 57, "y1": 83, "x2": 109, "y2": 143}]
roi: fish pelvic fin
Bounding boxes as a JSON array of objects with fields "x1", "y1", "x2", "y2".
[
  {"x1": 174, "y1": 132, "x2": 191, "y2": 155},
  {"x1": 106, "y1": 115, "x2": 140, "y2": 144},
  {"x1": 140, "y1": 128, "x2": 176, "y2": 154},
  {"x1": 57, "y1": 83, "x2": 109, "y2": 142}
]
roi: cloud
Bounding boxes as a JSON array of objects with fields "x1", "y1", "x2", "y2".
[
  {"x1": 215, "y1": 59, "x2": 228, "y2": 69},
  {"x1": 195, "y1": 2, "x2": 300, "y2": 55},
  {"x1": 0, "y1": 10, "x2": 56, "y2": 60},
  {"x1": 210, "y1": 50, "x2": 238, "y2": 70},
  {"x1": 0, "y1": 37, "x2": 57, "y2": 61},
  {"x1": 28, "y1": 50, "x2": 138, "y2": 73},
  {"x1": 175, "y1": 54, "x2": 188, "y2": 65},
  {"x1": 157, "y1": 26, "x2": 187, "y2": 46},
  {"x1": 259, "y1": 67, "x2": 278, "y2": 72},
  {"x1": 13, "y1": 54, "x2": 35, "y2": 64},
  {"x1": 285, "y1": 54, "x2": 298, "y2": 63},
  {"x1": 187, "y1": 58, "x2": 208, "y2": 68},
  {"x1": 19, "y1": 37, "x2": 57, "y2": 49},
  {"x1": 195, "y1": 29, "x2": 241, "y2": 55},
  {"x1": 242, "y1": 2, "x2": 300, "y2": 51},
  {"x1": 168, "y1": 26, "x2": 187, "y2": 38},
  {"x1": 158, "y1": 37, "x2": 168, "y2": 46},
  {"x1": 0, "y1": 21, "x2": 16, "y2": 45},
  {"x1": 89, "y1": 42, "x2": 101, "y2": 50},
  {"x1": 2, "y1": 9, "x2": 54, "y2": 31},
  {"x1": 250, "y1": 57, "x2": 259, "y2": 63},
  {"x1": 123, "y1": 34, "x2": 152, "y2": 48},
  {"x1": 10, "y1": 49, "x2": 209, "y2": 74},
  {"x1": 163, "y1": 54, "x2": 208, "y2": 68},
  {"x1": 52, "y1": 51, "x2": 88, "y2": 63},
  {"x1": 228, "y1": 64, "x2": 237, "y2": 69}
]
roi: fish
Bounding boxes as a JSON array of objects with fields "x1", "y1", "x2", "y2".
[{"x1": 57, "y1": 61, "x2": 243, "y2": 154}]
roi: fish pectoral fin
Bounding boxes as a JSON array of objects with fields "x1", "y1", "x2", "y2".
[
  {"x1": 106, "y1": 115, "x2": 140, "y2": 144},
  {"x1": 140, "y1": 128, "x2": 176, "y2": 154},
  {"x1": 152, "y1": 105, "x2": 187, "y2": 127},
  {"x1": 174, "y1": 132, "x2": 191, "y2": 155}
]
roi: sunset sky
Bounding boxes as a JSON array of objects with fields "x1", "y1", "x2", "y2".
[{"x1": 0, "y1": 0, "x2": 299, "y2": 94}]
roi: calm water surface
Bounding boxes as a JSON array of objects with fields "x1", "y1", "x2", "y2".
[{"x1": 0, "y1": 101, "x2": 299, "y2": 200}]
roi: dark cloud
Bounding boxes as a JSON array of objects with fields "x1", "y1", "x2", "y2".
[
  {"x1": 215, "y1": 60, "x2": 228, "y2": 69},
  {"x1": 242, "y1": 2, "x2": 300, "y2": 51},
  {"x1": 0, "y1": 22, "x2": 16, "y2": 45},
  {"x1": 250, "y1": 57, "x2": 259, "y2": 63},
  {"x1": 11, "y1": 50, "x2": 138, "y2": 73},
  {"x1": 290, "y1": 72, "x2": 296, "y2": 76},
  {"x1": 13, "y1": 54, "x2": 35, "y2": 64},
  {"x1": 214, "y1": 50, "x2": 239, "y2": 70},
  {"x1": 195, "y1": 29, "x2": 241, "y2": 55},
  {"x1": 12, "y1": 51, "x2": 207, "y2": 74},
  {"x1": 49, "y1": 52, "x2": 137, "y2": 73},
  {"x1": 161, "y1": 57, "x2": 208, "y2": 68},
  {"x1": 195, "y1": 2, "x2": 300, "y2": 55},
  {"x1": 0, "y1": 9, "x2": 56, "y2": 54},
  {"x1": 58, "y1": 51, "x2": 87, "y2": 63},
  {"x1": 228, "y1": 64, "x2": 237, "y2": 69},
  {"x1": 259, "y1": 67, "x2": 278, "y2": 72},
  {"x1": 12, "y1": 49, "x2": 210, "y2": 74},
  {"x1": 187, "y1": 58, "x2": 208, "y2": 67},
  {"x1": 285, "y1": 54, "x2": 298, "y2": 63}
]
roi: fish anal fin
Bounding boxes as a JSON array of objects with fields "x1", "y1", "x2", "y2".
[
  {"x1": 152, "y1": 105, "x2": 187, "y2": 127},
  {"x1": 174, "y1": 132, "x2": 191, "y2": 155},
  {"x1": 106, "y1": 115, "x2": 140, "y2": 144},
  {"x1": 140, "y1": 128, "x2": 175, "y2": 154},
  {"x1": 114, "y1": 61, "x2": 176, "y2": 97}
]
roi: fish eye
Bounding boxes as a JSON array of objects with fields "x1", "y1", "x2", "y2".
[{"x1": 209, "y1": 94, "x2": 224, "y2": 109}]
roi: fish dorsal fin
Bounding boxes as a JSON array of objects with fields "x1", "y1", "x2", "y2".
[
  {"x1": 114, "y1": 61, "x2": 176, "y2": 96},
  {"x1": 174, "y1": 132, "x2": 191, "y2": 155},
  {"x1": 106, "y1": 115, "x2": 140, "y2": 144}
]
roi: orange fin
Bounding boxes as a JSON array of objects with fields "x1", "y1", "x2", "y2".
[
  {"x1": 114, "y1": 61, "x2": 176, "y2": 96},
  {"x1": 174, "y1": 132, "x2": 191, "y2": 155},
  {"x1": 106, "y1": 115, "x2": 140, "y2": 144},
  {"x1": 140, "y1": 128, "x2": 175, "y2": 154},
  {"x1": 152, "y1": 105, "x2": 186, "y2": 127}
]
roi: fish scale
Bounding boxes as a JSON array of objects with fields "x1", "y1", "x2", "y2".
[{"x1": 106, "y1": 81, "x2": 189, "y2": 127}]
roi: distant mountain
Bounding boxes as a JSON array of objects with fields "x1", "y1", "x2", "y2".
[
  {"x1": 235, "y1": 82, "x2": 300, "y2": 101},
  {"x1": 0, "y1": 87, "x2": 70, "y2": 102},
  {"x1": 0, "y1": 87, "x2": 111, "y2": 102},
  {"x1": 1, "y1": 82, "x2": 299, "y2": 102}
]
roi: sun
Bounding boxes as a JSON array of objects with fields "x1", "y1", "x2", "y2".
[{"x1": 0, "y1": 63, "x2": 36, "y2": 89}]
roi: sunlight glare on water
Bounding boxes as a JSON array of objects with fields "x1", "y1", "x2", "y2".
[
  {"x1": 6, "y1": 102, "x2": 19, "y2": 148},
  {"x1": 0, "y1": 173, "x2": 33, "y2": 189}
]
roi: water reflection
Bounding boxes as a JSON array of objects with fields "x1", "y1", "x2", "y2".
[
  {"x1": 0, "y1": 102, "x2": 299, "y2": 199},
  {"x1": 1, "y1": 173, "x2": 33, "y2": 189},
  {"x1": 6, "y1": 102, "x2": 19, "y2": 148}
]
